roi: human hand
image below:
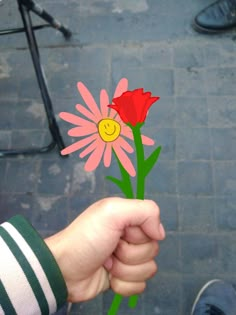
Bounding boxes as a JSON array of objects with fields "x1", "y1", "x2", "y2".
[{"x1": 45, "y1": 197, "x2": 165, "y2": 303}]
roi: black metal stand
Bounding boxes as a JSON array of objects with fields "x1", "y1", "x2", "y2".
[{"x1": 0, "y1": 0, "x2": 72, "y2": 157}]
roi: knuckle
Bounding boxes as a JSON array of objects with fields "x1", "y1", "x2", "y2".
[
  {"x1": 149, "y1": 261, "x2": 158, "y2": 278},
  {"x1": 100, "y1": 197, "x2": 117, "y2": 212},
  {"x1": 152, "y1": 241, "x2": 159, "y2": 257},
  {"x1": 148, "y1": 199, "x2": 160, "y2": 215},
  {"x1": 117, "y1": 243, "x2": 129, "y2": 262},
  {"x1": 110, "y1": 277, "x2": 123, "y2": 295},
  {"x1": 139, "y1": 282, "x2": 147, "y2": 294},
  {"x1": 118, "y1": 239, "x2": 127, "y2": 253},
  {"x1": 111, "y1": 278, "x2": 146, "y2": 296},
  {"x1": 110, "y1": 257, "x2": 126, "y2": 279},
  {"x1": 98, "y1": 197, "x2": 123, "y2": 221}
]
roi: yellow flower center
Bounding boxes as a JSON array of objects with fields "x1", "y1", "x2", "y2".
[{"x1": 98, "y1": 118, "x2": 121, "y2": 142}]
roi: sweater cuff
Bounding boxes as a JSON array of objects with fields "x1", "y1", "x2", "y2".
[{"x1": 0, "y1": 215, "x2": 68, "y2": 315}]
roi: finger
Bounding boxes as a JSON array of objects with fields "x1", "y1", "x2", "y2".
[
  {"x1": 123, "y1": 226, "x2": 152, "y2": 244},
  {"x1": 111, "y1": 257, "x2": 157, "y2": 282},
  {"x1": 103, "y1": 256, "x2": 113, "y2": 271},
  {"x1": 110, "y1": 277, "x2": 146, "y2": 297},
  {"x1": 115, "y1": 239, "x2": 159, "y2": 265},
  {"x1": 105, "y1": 198, "x2": 165, "y2": 241}
]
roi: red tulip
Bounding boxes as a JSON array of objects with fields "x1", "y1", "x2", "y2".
[{"x1": 108, "y1": 88, "x2": 160, "y2": 127}]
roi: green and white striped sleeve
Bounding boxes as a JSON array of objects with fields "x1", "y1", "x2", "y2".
[{"x1": 0, "y1": 215, "x2": 68, "y2": 315}]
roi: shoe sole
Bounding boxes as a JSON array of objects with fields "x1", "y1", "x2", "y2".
[
  {"x1": 192, "y1": 19, "x2": 235, "y2": 34},
  {"x1": 190, "y1": 279, "x2": 223, "y2": 315}
]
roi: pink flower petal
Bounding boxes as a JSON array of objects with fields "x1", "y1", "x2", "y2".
[
  {"x1": 103, "y1": 143, "x2": 112, "y2": 167},
  {"x1": 68, "y1": 125, "x2": 97, "y2": 137},
  {"x1": 113, "y1": 78, "x2": 128, "y2": 98},
  {"x1": 75, "y1": 104, "x2": 97, "y2": 123},
  {"x1": 113, "y1": 142, "x2": 136, "y2": 177},
  {"x1": 59, "y1": 112, "x2": 95, "y2": 127},
  {"x1": 120, "y1": 128, "x2": 133, "y2": 140},
  {"x1": 141, "y1": 135, "x2": 155, "y2": 146},
  {"x1": 121, "y1": 123, "x2": 132, "y2": 131},
  {"x1": 84, "y1": 139, "x2": 105, "y2": 172},
  {"x1": 115, "y1": 136, "x2": 134, "y2": 153},
  {"x1": 61, "y1": 133, "x2": 98, "y2": 155},
  {"x1": 114, "y1": 115, "x2": 122, "y2": 124},
  {"x1": 79, "y1": 139, "x2": 98, "y2": 158},
  {"x1": 100, "y1": 89, "x2": 109, "y2": 118},
  {"x1": 109, "y1": 108, "x2": 119, "y2": 119},
  {"x1": 121, "y1": 128, "x2": 155, "y2": 146},
  {"x1": 77, "y1": 82, "x2": 102, "y2": 120}
]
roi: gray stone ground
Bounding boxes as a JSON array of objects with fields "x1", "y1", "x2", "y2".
[{"x1": 1, "y1": 0, "x2": 236, "y2": 314}]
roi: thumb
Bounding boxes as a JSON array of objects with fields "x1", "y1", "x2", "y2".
[{"x1": 105, "y1": 198, "x2": 165, "y2": 241}]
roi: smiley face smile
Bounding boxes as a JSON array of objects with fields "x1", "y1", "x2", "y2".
[
  {"x1": 105, "y1": 125, "x2": 117, "y2": 136},
  {"x1": 98, "y1": 118, "x2": 121, "y2": 142}
]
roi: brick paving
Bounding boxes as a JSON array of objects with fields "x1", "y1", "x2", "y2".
[{"x1": 1, "y1": 0, "x2": 236, "y2": 314}]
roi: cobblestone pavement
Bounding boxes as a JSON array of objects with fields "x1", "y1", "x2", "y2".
[{"x1": 1, "y1": 0, "x2": 236, "y2": 314}]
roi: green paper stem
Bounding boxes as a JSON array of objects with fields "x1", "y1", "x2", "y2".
[
  {"x1": 132, "y1": 124, "x2": 146, "y2": 200},
  {"x1": 128, "y1": 123, "x2": 146, "y2": 309},
  {"x1": 107, "y1": 150, "x2": 134, "y2": 315},
  {"x1": 107, "y1": 124, "x2": 160, "y2": 314},
  {"x1": 108, "y1": 294, "x2": 123, "y2": 315},
  {"x1": 129, "y1": 294, "x2": 138, "y2": 308}
]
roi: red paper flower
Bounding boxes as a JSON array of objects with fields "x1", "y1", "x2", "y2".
[{"x1": 108, "y1": 88, "x2": 160, "y2": 126}]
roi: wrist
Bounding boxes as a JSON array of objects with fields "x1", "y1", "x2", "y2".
[{"x1": 44, "y1": 231, "x2": 70, "y2": 299}]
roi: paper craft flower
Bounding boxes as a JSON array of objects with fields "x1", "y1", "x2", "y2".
[
  {"x1": 59, "y1": 79, "x2": 154, "y2": 177},
  {"x1": 60, "y1": 78, "x2": 161, "y2": 315},
  {"x1": 107, "y1": 87, "x2": 161, "y2": 315},
  {"x1": 109, "y1": 88, "x2": 160, "y2": 126}
]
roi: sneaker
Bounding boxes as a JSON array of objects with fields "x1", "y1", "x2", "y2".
[{"x1": 191, "y1": 279, "x2": 236, "y2": 315}]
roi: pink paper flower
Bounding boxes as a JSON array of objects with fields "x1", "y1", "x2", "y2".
[{"x1": 59, "y1": 78, "x2": 154, "y2": 177}]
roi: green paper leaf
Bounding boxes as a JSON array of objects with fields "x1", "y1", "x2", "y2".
[
  {"x1": 107, "y1": 149, "x2": 134, "y2": 199},
  {"x1": 105, "y1": 176, "x2": 123, "y2": 190},
  {"x1": 144, "y1": 146, "x2": 162, "y2": 177}
]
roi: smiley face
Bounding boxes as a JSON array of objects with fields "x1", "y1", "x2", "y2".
[{"x1": 98, "y1": 118, "x2": 121, "y2": 142}]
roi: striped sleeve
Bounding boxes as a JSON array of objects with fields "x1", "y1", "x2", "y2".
[{"x1": 0, "y1": 215, "x2": 68, "y2": 315}]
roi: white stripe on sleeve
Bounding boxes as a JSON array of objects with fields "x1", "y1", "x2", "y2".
[
  {"x1": 1, "y1": 222, "x2": 57, "y2": 314},
  {"x1": 0, "y1": 305, "x2": 5, "y2": 315},
  {"x1": 0, "y1": 236, "x2": 40, "y2": 315}
]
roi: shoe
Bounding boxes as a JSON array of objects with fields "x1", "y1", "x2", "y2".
[
  {"x1": 191, "y1": 279, "x2": 236, "y2": 315},
  {"x1": 193, "y1": 0, "x2": 236, "y2": 33}
]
